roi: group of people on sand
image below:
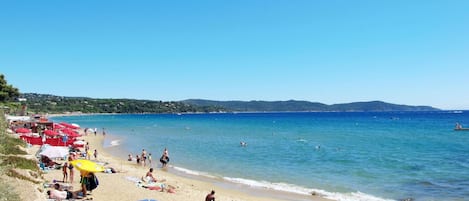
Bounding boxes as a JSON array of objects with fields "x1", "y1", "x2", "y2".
[{"x1": 128, "y1": 147, "x2": 170, "y2": 168}]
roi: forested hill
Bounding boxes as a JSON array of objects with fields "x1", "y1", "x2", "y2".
[
  {"x1": 182, "y1": 99, "x2": 440, "y2": 112},
  {"x1": 21, "y1": 93, "x2": 224, "y2": 114},
  {"x1": 19, "y1": 93, "x2": 439, "y2": 114}
]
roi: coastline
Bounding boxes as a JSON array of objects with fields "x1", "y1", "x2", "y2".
[{"x1": 41, "y1": 128, "x2": 332, "y2": 201}]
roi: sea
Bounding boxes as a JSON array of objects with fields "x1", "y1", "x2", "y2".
[{"x1": 51, "y1": 111, "x2": 469, "y2": 201}]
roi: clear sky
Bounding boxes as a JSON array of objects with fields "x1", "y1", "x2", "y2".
[{"x1": 1, "y1": 1, "x2": 468, "y2": 110}]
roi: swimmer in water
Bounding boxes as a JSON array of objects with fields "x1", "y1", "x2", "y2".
[{"x1": 240, "y1": 141, "x2": 247, "y2": 147}]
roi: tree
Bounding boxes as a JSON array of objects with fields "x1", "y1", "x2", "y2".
[{"x1": 0, "y1": 74, "x2": 20, "y2": 102}]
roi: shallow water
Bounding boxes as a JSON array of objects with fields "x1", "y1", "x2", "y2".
[{"x1": 52, "y1": 111, "x2": 469, "y2": 201}]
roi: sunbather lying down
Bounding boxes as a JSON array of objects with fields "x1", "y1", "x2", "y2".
[
  {"x1": 142, "y1": 182, "x2": 176, "y2": 193},
  {"x1": 103, "y1": 167, "x2": 128, "y2": 173},
  {"x1": 47, "y1": 183, "x2": 86, "y2": 200}
]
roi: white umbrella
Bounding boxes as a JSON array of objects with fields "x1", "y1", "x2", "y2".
[
  {"x1": 39, "y1": 146, "x2": 69, "y2": 159},
  {"x1": 73, "y1": 140, "x2": 86, "y2": 146}
]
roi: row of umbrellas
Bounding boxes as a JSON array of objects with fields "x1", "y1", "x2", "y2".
[{"x1": 15, "y1": 122, "x2": 81, "y2": 137}]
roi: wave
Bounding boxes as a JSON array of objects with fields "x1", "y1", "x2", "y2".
[
  {"x1": 172, "y1": 166, "x2": 218, "y2": 179},
  {"x1": 172, "y1": 166, "x2": 394, "y2": 201}
]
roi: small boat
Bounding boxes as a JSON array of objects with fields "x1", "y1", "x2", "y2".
[{"x1": 454, "y1": 123, "x2": 469, "y2": 131}]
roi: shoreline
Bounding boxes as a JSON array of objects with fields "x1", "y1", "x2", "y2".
[
  {"x1": 100, "y1": 132, "x2": 332, "y2": 201},
  {"x1": 40, "y1": 128, "x2": 332, "y2": 201}
]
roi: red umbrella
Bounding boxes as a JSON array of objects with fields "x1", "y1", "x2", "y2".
[
  {"x1": 44, "y1": 130, "x2": 59, "y2": 136},
  {"x1": 15, "y1": 128, "x2": 31, "y2": 134},
  {"x1": 61, "y1": 128, "x2": 81, "y2": 137},
  {"x1": 66, "y1": 132, "x2": 81, "y2": 137},
  {"x1": 53, "y1": 123, "x2": 65, "y2": 129},
  {"x1": 60, "y1": 122, "x2": 79, "y2": 129}
]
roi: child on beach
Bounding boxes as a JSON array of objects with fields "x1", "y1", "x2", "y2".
[
  {"x1": 93, "y1": 149, "x2": 98, "y2": 160},
  {"x1": 128, "y1": 154, "x2": 133, "y2": 161},
  {"x1": 62, "y1": 162, "x2": 68, "y2": 183},
  {"x1": 141, "y1": 149, "x2": 147, "y2": 166},
  {"x1": 148, "y1": 153, "x2": 152, "y2": 166}
]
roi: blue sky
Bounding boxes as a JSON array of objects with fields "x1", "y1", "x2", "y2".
[{"x1": 1, "y1": 1, "x2": 468, "y2": 110}]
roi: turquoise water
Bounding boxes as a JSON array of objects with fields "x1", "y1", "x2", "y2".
[{"x1": 52, "y1": 111, "x2": 469, "y2": 201}]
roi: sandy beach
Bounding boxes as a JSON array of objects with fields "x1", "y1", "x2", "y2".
[{"x1": 37, "y1": 129, "x2": 332, "y2": 201}]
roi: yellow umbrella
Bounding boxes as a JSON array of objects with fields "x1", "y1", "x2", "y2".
[{"x1": 70, "y1": 159, "x2": 105, "y2": 173}]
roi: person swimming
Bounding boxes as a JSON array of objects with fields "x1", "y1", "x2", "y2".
[{"x1": 240, "y1": 141, "x2": 247, "y2": 147}]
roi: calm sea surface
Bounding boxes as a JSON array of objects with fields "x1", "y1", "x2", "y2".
[{"x1": 52, "y1": 111, "x2": 469, "y2": 201}]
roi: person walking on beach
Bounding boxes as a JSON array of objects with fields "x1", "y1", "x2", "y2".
[
  {"x1": 205, "y1": 190, "x2": 215, "y2": 201},
  {"x1": 94, "y1": 128, "x2": 97, "y2": 136}
]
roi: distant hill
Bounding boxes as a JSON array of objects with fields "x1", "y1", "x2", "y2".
[
  {"x1": 182, "y1": 99, "x2": 440, "y2": 112},
  {"x1": 20, "y1": 93, "x2": 224, "y2": 114},
  {"x1": 18, "y1": 93, "x2": 439, "y2": 114}
]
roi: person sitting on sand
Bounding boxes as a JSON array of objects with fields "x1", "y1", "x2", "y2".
[
  {"x1": 145, "y1": 168, "x2": 157, "y2": 182},
  {"x1": 128, "y1": 154, "x2": 133, "y2": 161},
  {"x1": 205, "y1": 190, "x2": 216, "y2": 201}
]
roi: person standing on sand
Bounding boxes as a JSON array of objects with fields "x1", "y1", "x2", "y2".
[
  {"x1": 93, "y1": 149, "x2": 98, "y2": 160},
  {"x1": 84, "y1": 142, "x2": 90, "y2": 157},
  {"x1": 160, "y1": 148, "x2": 170, "y2": 167},
  {"x1": 79, "y1": 171, "x2": 88, "y2": 198},
  {"x1": 205, "y1": 190, "x2": 215, "y2": 201},
  {"x1": 94, "y1": 128, "x2": 97, "y2": 136},
  {"x1": 62, "y1": 162, "x2": 68, "y2": 183},
  {"x1": 68, "y1": 154, "x2": 75, "y2": 183},
  {"x1": 148, "y1": 153, "x2": 152, "y2": 166},
  {"x1": 141, "y1": 149, "x2": 147, "y2": 166}
]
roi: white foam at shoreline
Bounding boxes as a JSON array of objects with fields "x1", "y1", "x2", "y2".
[
  {"x1": 172, "y1": 165, "x2": 395, "y2": 201},
  {"x1": 172, "y1": 166, "x2": 218, "y2": 179}
]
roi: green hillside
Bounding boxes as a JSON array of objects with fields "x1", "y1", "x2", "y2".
[{"x1": 183, "y1": 99, "x2": 439, "y2": 112}]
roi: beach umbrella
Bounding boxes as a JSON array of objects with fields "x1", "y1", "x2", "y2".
[
  {"x1": 66, "y1": 131, "x2": 81, "y2": 138},
  {"x1": 71, "y1": 123, "x2": 80, "y2": 128},
  {"x1": 15, "y1": 128, "x2": 31, "y2": 134},
  {"x1": 53, "y1": 123, "x2": 65, "y2": 129},
  {"x1": 70, "y1": 159, "x2": 105, "y2": 173},
  {"x1": 44, "y1": 130, "x2": 59, "y2": 136},
  {"x1": 60, "y1": 122, "x2": 79, "y2": 129},
  {"x1": 61, "y1": 128, "x2": 81, "y2": 137},
  {"x1": 73, "y1": 140, "x2": 86, "y2": 146},
  {"x1": 39, "y1": 146, "x2": 69, "y2": 159}
]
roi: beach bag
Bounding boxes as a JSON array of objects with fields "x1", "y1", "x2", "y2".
[{"x1": 86, "y1": 174, "x2": 99, "y2": 191}]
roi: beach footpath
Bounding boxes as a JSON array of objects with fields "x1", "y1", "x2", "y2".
[{"x1": 38, "y1": 130, "x2": 331, "y2": 201}]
